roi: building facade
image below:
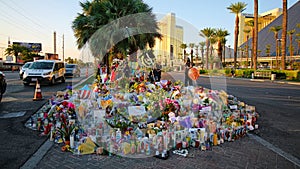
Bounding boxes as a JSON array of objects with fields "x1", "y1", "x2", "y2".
[
  {"x1": 153, "y1": 13, "x2": 184, "y2": 67},
  {"x1": 238, "y1": 8, "x2": 282, "y2": 47}
]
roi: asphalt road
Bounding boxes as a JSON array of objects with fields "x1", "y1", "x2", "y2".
[
  {"x1": 0, "y1": 69, "x2": 93, "y2": 169},
  {"x1": 169, "y1": 72, "x2": 300, "y2": 159}
]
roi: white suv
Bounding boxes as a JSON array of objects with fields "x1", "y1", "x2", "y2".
[{"x1": 23, "y1": 60, "x2": 65, "y2": 86}]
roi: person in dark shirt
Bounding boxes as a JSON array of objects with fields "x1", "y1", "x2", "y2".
[
  {"x1": 184, "y1": 58, "x2": 192, "y2": 86},
  {"x1": 153, "y1": 64, "x2": 162, "y2": 82}
]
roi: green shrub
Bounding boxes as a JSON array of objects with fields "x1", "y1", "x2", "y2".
[
  {"x1": 212, "y1": 69, "x2": 218, "y2": 74},
  {"x1": 270, "y1": 70, "x2": 299, "y2": 80},
  {"x1": 242, "y1": 69, "x2": 254, "y2": 78},
  {"x1": 234, "y1": 69, "x2": 244, "y2": 77},
  {"x1": 224, "y1": 68, "x2": 231, "y2": 75},
  {"x1": 199, "y1": 69, "x2": 208, "y2": 74},
  {"x1": 284, "y1": 70, "x2": 300, "y2": 80}
]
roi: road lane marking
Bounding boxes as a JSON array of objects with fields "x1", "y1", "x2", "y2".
[
  {"x1": 1, "y1": 96, "x2": 18, "y2": 102},
  {"x1": 248, "y1": 133, "x2": 300, "y2": 167},
  {"x1": 0, "y1": 111, "x2": 26, "y2": 118}
]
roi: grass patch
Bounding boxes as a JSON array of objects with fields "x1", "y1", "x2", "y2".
[{"x1": 74, "y1": 75, "x2": 96, "y2": 90}]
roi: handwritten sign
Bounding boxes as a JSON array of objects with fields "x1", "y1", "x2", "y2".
[
  {"x1": 201, "y1": 106, "x2": 212, "y2": 112},
  {"x1": 93, "y1": 109, "x2": 106, "y2": 123},
  {"x1": 128, "y1": 106, "x2": 146, "y2": 116}
]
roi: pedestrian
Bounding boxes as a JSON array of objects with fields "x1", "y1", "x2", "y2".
[
  {"x1": 231, "y1": 68, "x2": 235, "y2": 77},
  {"x1": 148, "y1": 67, "x2": 155, "y2": 83},
  {"x1": 184, "y1": 58, "x2": 193, "y2": 86},
  {"x1": 153, "y1": 64, "x2": 162, "y2": 82},
  {"x1": 123, "y1": 62, "x2": 131, "y2": 78}
]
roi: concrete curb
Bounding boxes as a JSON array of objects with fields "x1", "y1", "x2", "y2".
[{"x1": 20, "y1": 140, "x2": 54, "y2": 169}]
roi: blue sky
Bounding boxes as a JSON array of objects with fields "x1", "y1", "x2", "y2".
[{"x1": 0, "y1": 0, "x2": 298, "y2": 61}]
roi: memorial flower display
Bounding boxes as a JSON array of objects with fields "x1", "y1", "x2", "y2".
[{"x1": 25, "y1": 76, "x2": 259, "y2": 159}]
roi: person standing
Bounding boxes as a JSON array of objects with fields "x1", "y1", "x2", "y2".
[
  {"x1": 184, "y1": 58, "x2": 192, "y2": 86},
  {"x1": 123, "y1": 61, "x2": 131, "y2": 78},
  {"x1": 153, "y1": 64, "x2": 162, "y2": 82}
]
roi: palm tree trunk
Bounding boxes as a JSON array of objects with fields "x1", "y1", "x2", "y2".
[
  {"x1": 253, "y1": 0, "x2": 258, "y2": 70},
  {"x1": 234, "y1": 15, "x2": 239, "y2": 69},
  {"x1": 222, "y1": 44, "x2": 226, "y2": 66},
  {"x1": 275, "y1": 34, "x2": 279, "y2": 69},
  {"x1": 201, "y1": 49, "x2": 204, "y2": 68},
  {"x1": 210, "y1": 46, "x2": 214, "y2": 69},
  {"x1": 298, "y1": 41, "x2": 300, "y2": 55},
  {"x1": 289, "y1": 34, "x2": 293, "y2": 56},
  {"x1": 281, "y1": 0, "x2": 287, "y2": 70},
  {"x1": 246, "y1": 35, "x2": 249, "y2": 68},
  {"x1": 206, "y1": 40, "x2": 209, "y2": 69},
  {"x1": 217, "y1": 42, "x2": 222, "y2": 69}
]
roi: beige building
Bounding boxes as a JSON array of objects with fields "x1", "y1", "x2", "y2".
[
  {"x1": 238, "y1": 8, "x2": 282, "y2": 47},
  {"x1": 153, "y1": 13, "x2": 184, "y2": 67}
]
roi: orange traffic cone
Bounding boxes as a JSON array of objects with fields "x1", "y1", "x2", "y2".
[{"x1": 33, "y1": 80, "x2": 43, "y2": 101}]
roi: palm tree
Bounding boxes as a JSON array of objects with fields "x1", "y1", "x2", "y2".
[
  {"x1": 72, "y1": 0, "x2": 161, "y2": 73},
  {"x1": 281, "y1": 0, "x2": 287, "y2": 70},
  {"x1": 221, "y1": 38, "x2": 227, "y2": 65},
  {"x1": 200, "y1": 27, "x2": 215, "y2": 69},
  {"x1": 287, "y1": 29, "x2": 295, "y2": 56},
  {"x1": 297, "y1": 23, "x2": 300, "y2": 55},
  {"x1": 265, "y1": 44, "x2": 271, "y2": 56},
  {"x1": 253, "y1": 0, "x2": 258, "y2": 70},
  {"x1": 227, "y1": 2, "x2": 247, "y2": 69},
  {"x1": 5, "y1": 44, "x2": 30, "y2": 63},
  {"x1": 245, "y1": 20, "x2": 254, "y2": 68},
  {"x1": 199, "y1": 41, "x2": 206, "y2": 68},
  {"x1": 209, "y1": 36, "x2": 217, "y2": 69},
  {"x1": 189, "y1": 43, "x2": 195, "y2": 65},
  {"x1": 194, "y1": 44, "x2": 199, "y2": 60},
  {"x1": 180, "y1": 43, "x2": 187, "y2": 61},
  {"x1": 269, "y1": 25, "x2": 282, "y2": 69},
  {"x1": 215, "y1": 28, "x2": 230, "y2": 69},
  {"x1": 243, "y1": 29, "x2": 251, "y2": 68}
]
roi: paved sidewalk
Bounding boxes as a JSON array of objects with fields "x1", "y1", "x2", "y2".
[
  {"x1": 29, "y1": 134, "x2": 300, "y2": 169},
  {"x1": 21, "y1": 72, "x2": 300, "y2": 169}
]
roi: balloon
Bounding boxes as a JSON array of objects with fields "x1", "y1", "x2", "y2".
[{"x1": 188, "y1": 67, "x2": 200, "y2": 81}]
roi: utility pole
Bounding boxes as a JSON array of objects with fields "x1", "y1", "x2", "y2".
[
  {"x1": 54, "y1": 31, "x2": 56, "y2": 54},
  {"x1": 62, "y1": 34, "x2": 64, "y2": 62}
]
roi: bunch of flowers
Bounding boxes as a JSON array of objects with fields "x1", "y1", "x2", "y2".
[{"x1": 161, "y1": 98, "x2": 180, "y2": 120}]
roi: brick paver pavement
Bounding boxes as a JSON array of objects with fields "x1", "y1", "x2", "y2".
[{"x1": 35, "y1": 135, "x2": 299, "y2": 169}]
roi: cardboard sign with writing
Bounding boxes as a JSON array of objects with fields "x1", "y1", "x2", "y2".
[
  {"x1": 128, "y1": 106, "x2": 146, "y2": 116},
  {"x1": 94, "y1": 109, "x2": 106, "y2": 123}
]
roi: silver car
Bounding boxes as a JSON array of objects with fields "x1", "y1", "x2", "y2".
[{"x1": 19, "y1": 62, "x2": 33, "y2": 79}]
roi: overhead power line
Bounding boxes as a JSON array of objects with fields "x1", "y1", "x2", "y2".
[{"x1": 0, "y1": 1, "x2": 52, "y2": 32}]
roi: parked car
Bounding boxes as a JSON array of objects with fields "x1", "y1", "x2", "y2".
[
  {"x1": 65, "y1": 64, "x2": 81, "y2": 77},
  {"x1": 23, "y1": 60, "x2": 65, "y2": 86},
  {"x1": 0, "y1": 71, "x2": 7, "y2": 102},
  {"x1": 19, "y1": 62, "x2": 33, "y2": 79}
]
